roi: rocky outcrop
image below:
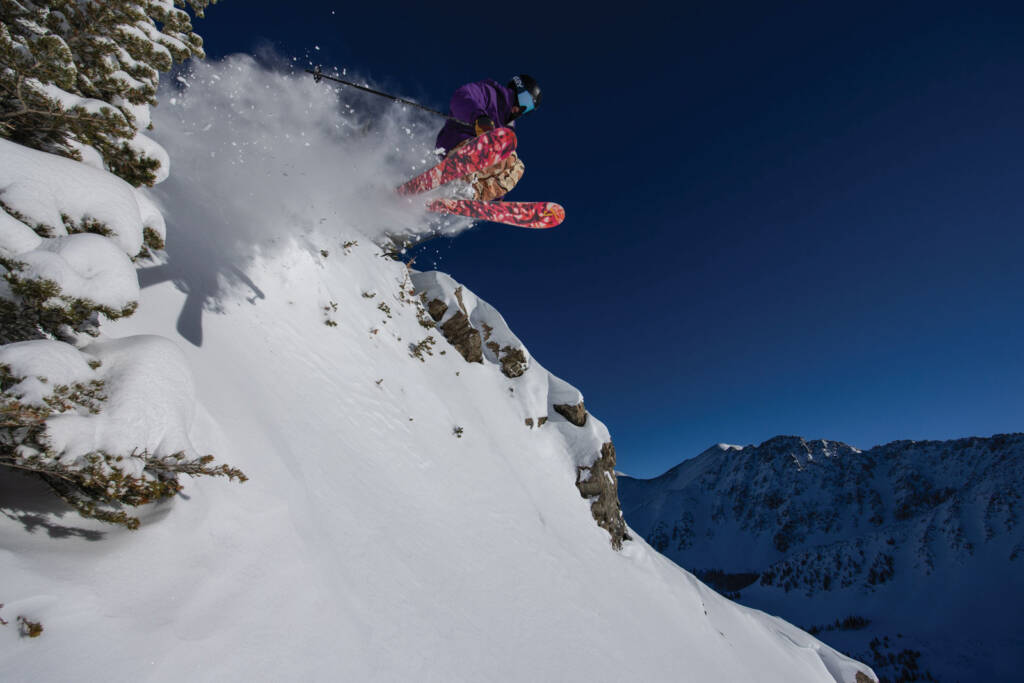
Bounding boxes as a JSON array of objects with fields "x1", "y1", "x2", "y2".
[
  {"x1": 550, "y1": 400, "x2": 629, "y2": 549},
  {"x1": 576, "y1": 442, "x2": 630, "y2": 550},
  {"x1": 440, "y1": 311, "x2": 482, "y2": 363},
  {"x1": 497, "y1": 345, "x2": 527, "y2": 378},
  {"x1": 485, "y1": 339, "x2": 528, "y2": 379},
  {"x1": 554, "y1": 401, "x2": 587, "y2": 427},
  {"x1": 412, "y1": 271, "x2": 629, "y2": 552},
  {"x1": 426, "y1": 293, "x2": 482, "y2": 364},
  {"x1": 426, "y1": 299, "x2": 448, "y2": 321}
]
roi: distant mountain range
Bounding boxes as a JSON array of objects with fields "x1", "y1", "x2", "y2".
[{"x1": 619, "y1": 434, "x2": 1024, "y2": 682}]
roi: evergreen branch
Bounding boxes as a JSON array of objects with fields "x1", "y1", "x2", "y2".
[{"x1": 0, "y1": 457, "x2": 81, "y2": 485}]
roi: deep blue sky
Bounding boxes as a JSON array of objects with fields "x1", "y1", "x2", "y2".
[{"x1": 194, "y1": 2, "x2": 1024, "y2": 477}]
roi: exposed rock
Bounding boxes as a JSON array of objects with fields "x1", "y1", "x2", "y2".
[
  {"x1": 423, "y1": 287, "x2": 484, "y2": 363},
  {"x1": 576, "y1": 441, "x2": 630, "y2": 550},
  {"x1": 498, "y1": 345, "x2": 527, "y2": 378},
  {"x1": 453, "y1": 286, "x2": 469, "y2": 316},
  {"x1": 525, "y1": 418, "x2": 534, "y2": 428},
  {"x1": 426, "y1": 298, "x2": 448, "y2": 321},
  {"x1": 554, "y1": 401, "x2": 587, "y2": 427},
  {"x1": 439, "y1": 310, "x2": 482, "y2": 363},
  {"x1": 537, "y1": 416, "x2": 547, "y2": 427}
]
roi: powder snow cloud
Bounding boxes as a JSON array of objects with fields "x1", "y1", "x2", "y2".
[{"x1": 142, "y1": 54, "x2": 472, "y2": 343}]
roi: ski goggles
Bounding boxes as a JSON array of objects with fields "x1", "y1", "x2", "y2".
[{"x1": 516, "y1": 89, "x2": 536, "y2": 114}]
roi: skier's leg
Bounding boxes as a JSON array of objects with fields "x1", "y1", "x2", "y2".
[{"x1": 472, "y1": 152, "x2": 525, "y2": 201}]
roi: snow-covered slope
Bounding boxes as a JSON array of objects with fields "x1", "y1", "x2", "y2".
[
  {"x1": 620, "y1": 435, "x2": 1024, "y2": 681},
  {"x1": 1, "y1": 56, "x2": 875, "y2": 682}
]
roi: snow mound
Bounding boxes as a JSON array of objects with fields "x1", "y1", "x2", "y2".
[
  {"x1": 0, "y1": 209, "x2": 42, "y2": 256},
  {"x1": 16, "y1": 234, "x2": 139, "y2": 311},
  {"x1": 0, "y1": 339, "x2": 98, "y2": 406},
  {"x1": 0, "y1": 138, "x2": 159, "y2": 256},
  {"x1": 46, "y1": 335, "x2": 200, "y2": 465},
  {"x1": 0, "y1": 335, "x2": 200, "y2": 474}
]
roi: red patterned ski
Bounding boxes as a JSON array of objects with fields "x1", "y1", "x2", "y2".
[
  {"x1": 396, "y1": 127, "x2": 517, "y2": 196},
  {"x1": 426, "y1": 198, "x2": 565, "y2": 229}
]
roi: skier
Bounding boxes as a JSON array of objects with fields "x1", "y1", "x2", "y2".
[
  {"x1": 309, "y1": 66, "x2": 561, "y2": 227},
  {"x1": 435, "y1": 74, "x2": 542, "y2": 202}
]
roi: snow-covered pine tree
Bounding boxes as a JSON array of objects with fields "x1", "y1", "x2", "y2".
[
  {"x1": 0, "y1": 0, "x2": 214, "y2": 342},
  {"x1": 0, "y1": 0, "x2": 212, "y2": 187},
  {"x1": 0, "y1": 0, "x2": 244, "y2": 529}
]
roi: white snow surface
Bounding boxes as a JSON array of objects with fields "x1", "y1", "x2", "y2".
[
  {"x1": 0, "y1": 56, "x2": 875, "y2": 682},
  {"x1": 16, "y1": 234, "x2": 139, "y2": 310}
]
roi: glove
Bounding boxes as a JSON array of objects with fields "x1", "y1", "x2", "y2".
[{"x1": 474, "y1": 116, "x2": 496, "y2": 136}]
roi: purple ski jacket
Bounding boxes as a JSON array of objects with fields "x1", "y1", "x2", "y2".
[{"x1": 435, "y1": 79, "x2": 517, "y2": 154}]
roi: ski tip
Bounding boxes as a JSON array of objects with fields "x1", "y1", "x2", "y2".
[
  {"x1": 424, "y1": 199, "x2": 564, "y2": 229},
  {"x1": 541, "y1": 202, "x2": 565, "y2": 228}
]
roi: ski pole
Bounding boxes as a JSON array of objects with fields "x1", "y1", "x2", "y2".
[{"x1": 306, "y1": 66, "x2": 470, "y2": 126}]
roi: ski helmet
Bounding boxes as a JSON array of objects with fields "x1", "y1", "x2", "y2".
[{"x1": 508, "y1": 74, "x2": 542, "y2": 115}]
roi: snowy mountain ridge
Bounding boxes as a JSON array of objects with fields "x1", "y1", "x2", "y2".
[
  {"x1": 625, "y1": 434, "x2": 1024, "y2": 573},
  {"x1": 620, "y1": 433, "x2": 1024, "y2": 681},
  {"x1": 1, "y1": 55, "x2": 876, "y2": 681}
]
